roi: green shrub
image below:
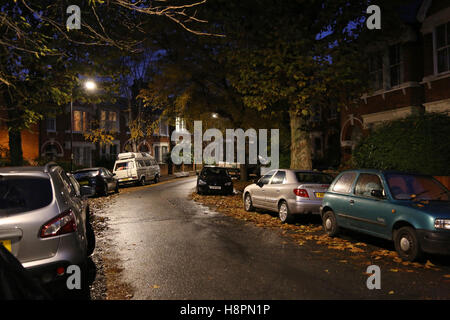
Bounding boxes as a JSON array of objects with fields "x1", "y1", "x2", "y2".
[{"x1": 352, "y1": 113, "x2": 450, "y2": 176}]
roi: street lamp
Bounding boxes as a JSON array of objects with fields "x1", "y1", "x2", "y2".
[{"x1": 70, "y1": 80, "x2": 97, "y2": 172}]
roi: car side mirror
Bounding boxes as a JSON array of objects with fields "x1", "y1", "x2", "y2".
[
  {"x1": 256, "y1": 181, "x2": 264, "y2": 188},
  {"x1": 80, "y1": 185, "x2": 95, "y2": 198},
  {"x1": 112, "y1": 173, "x2": 116, "y2": 176},
  {"x1": 371, "y1": 189, "x2": 384, "y2": 199}
]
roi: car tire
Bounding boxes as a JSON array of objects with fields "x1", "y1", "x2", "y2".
[
  {"x1": 197, "y1": 185, "x2": 204, "y2": 195},
  {"x1": 114, "y1": 183, "x2": 119, "y2": 194},
  {"x1": 244, "y1": 193, "x2": 254, "y2": 212},
  {"x1": 154, "y1": 174, "x2": 159, "y2": 184},
  {"x1": 322, "y1": 210, "x2": 340, "y2": 237},
  {"x1": 102, "y1": 184, "x2": 108, "y2": 197},
  {"x1": 278, "y1": 200, "x2": 293, "y2": 223},
  {"x1": 86, "y1": 221, "x2": 95, "y2": 257},
  {"x1": 138, "y1": 177, "x2": 145, "y2": 186},
  {"x1": 394, "y1": 226, "x2": 423, "y2": 262}
]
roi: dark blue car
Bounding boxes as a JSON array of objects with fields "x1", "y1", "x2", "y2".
[{"x1": 320, "y1": 170, "x2": 450, "y2": 261}]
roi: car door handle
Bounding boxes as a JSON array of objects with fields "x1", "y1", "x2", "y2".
[{"x1": 349, "y1": 200, "x2": 355, "y2": 204}]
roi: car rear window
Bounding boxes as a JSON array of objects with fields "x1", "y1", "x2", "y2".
[
  {"x1": 203, "y1": 167, "x2": 229, "y2": 176},
  {"x1": 332, "y1": 172, "x2": 357, "y2": 193},
  {"x1": 0, "y1": 176, "x2": 53, "y2": 216},
  {"x1": 74, "y1": 170, "x2": 99, "y2": 179},
  {"x1": 295, "y1": 172, "x2": 333, "y2": 184}
]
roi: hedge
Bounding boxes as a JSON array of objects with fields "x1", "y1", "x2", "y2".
[{"x1": 352, "y1": 112, "x2": 450, "y2": 176}]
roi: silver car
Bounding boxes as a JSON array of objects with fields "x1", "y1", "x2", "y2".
[
  {"x1": 0, "y1": 163, "x2": 94, "y2": 285},
  {"x1": 243, "y1": 169, "x2": 334, "y2": 223}
]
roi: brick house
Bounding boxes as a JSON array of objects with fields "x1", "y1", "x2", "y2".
[
  {"x1": 39, "y1": 98, "x2": 171, "y2": 169},
  {"x1": 340, "y1": 0, "x2": 450, "y2": 161}
]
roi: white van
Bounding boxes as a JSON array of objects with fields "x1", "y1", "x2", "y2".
[{"x1": 113, "y1": 152, "x2": 160, "y2": 186}]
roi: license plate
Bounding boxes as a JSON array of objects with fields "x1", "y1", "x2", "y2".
[
  {"x1": 0, "y1": 240, "x2": 11, "y2": 252},
  {"x1": 209, "y1": 186, "x2": 221, "y2": 190},
  {"x1": 120, "y1": 178, "x2": 132, "y2": 181},
  {"x1": 79, "y1": 181, "x2": 89, "y2": 186},
  {"x1": 315, "y1": 192, "x2": 324, "y2": 198}
]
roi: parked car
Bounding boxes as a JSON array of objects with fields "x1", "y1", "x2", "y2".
[
  {"x1": 73, "y1": 167, "x2": 119, "y2": 196},
  {"x1": 320, "y1": 169, "x2": 450, "y2": 261},
  {"x1": 227, "y1": 168, "x2": 241, "y2": 180},
  {"x1": 0, "y1": 163, "x2": 95, "y2": 285},
  {"x1": 113, "y1": 152, "x2": 160, "y2": 186},
  {"x1": 243, "y1": 169, "x2": 333, "y2": 223},
  {"x1": 197, "y1": 166, "x2": 234, "y2": 195},
  {"x1": 0, "y1": 244, "x2": 50, "y2": 299}
]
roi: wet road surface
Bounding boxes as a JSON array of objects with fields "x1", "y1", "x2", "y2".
[{"x1": 97, "y1": 177, "x2": 450, "y2": 299}]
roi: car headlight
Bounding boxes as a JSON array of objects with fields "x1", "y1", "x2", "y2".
[
  {"x1": 434, "y1": 219, "x2": 450, "y2": 230},
  {"x1": 225, "y1": 182, "x2": 232, "y2": 186},
  {"x1": 198, "y1": 179, "x2": 207, "y2": 185}
]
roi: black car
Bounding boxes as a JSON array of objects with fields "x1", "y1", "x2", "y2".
[
  {"x1": 73, "y1": 167, "x2": 119, "y2": 196},
  {"x1": 197, "y1": 167, "x2": 233, "y2": 195}
]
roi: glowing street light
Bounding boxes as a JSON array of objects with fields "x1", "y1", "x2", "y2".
[{"x1": 84, "y1": 80, "x2": 97, "y2": 91}]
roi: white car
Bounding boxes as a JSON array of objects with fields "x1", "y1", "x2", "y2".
[
  {"x1": 243, "y1": 169, "x2": 333, "y2": 223},
  {"x1": 113, "y1": 152, "x2": 160, "y2": 186}
]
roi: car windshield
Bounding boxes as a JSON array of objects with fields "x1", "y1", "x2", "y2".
[
  {"x1": 115, "y1": 162, "x2": 134, "y2": 171},
  {"x1": 0, "y1": 176, "x2": 53, "y2": 216},
  {"x1": 203, "y1": 168, "x2": 228, "y2": 176},
  {"x1": 73, "y1": 170, "x2": 99, "y2": 179},
  {"x1": 386, "y1": 173, "x2": 450, "y2": 201},
  {"x1": 295, "y1": 172, "x2": 333, "y2": 184}
]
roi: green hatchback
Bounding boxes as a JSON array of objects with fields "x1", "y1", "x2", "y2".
[{"x1": 320, "y1": 170, "x2": 450, "y2": 261}]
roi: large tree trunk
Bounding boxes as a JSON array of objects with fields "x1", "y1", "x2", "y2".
[{"x1": 289, "y1": 109, "x2": 312, "y2": 170}]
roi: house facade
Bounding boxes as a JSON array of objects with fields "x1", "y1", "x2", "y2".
[
  {"x1": 340, "y1": 0, "x2": 450, "y2": 161},
  {"x1": 39, "y1": 99, "x2": 171, "y2": 168}
]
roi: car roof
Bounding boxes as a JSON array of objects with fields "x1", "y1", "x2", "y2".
[
  {"x1": 339, "y1": 169, "x2": 430, "y2": 176},
  {"x1": 74, "y1": 167, "x2": 102, "y2": 172},
  {"x1": 0, "y1": 166, "x2": 50, "y2": 178}
]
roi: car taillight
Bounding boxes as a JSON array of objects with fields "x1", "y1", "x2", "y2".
[
  {"x1": 294, "y1": 188, "x2": 309, "y2": 198},
  {"x1": 40, "y1": 209, "x2": 77, "y2": 238}
]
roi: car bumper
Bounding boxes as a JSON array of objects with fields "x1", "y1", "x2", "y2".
[
  {"x1": 417, "y1": 230, "x2": 450, "y2": 255},
  {"x1": 198, "y1": 185, "x2": 233, "y2": 194},
  {"x1": 22, "y1": 234, "x2": 87, "y2": 284},
  {"x1": 118, "y1": 178, "x2": 138, "y2": 185},
  {"x1": 288, "y1": 199, "x2": 322, "y2": 215}
]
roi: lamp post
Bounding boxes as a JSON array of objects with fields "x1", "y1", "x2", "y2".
[{"x1": 70, "y1": 80, "x2": 97, "y2": 172}]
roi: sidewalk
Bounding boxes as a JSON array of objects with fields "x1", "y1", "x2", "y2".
[{"x1": 159, "y1": 171, "x2": 196, "y2": 182}]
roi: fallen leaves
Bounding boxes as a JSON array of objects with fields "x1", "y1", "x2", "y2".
[{"x1": 191, "y1": 192, "x2": 445, "y2": 273}]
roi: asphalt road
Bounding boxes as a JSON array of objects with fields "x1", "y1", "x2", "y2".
[{"x1": 98, "y1": 177, "x2": 450, "y2": 299}]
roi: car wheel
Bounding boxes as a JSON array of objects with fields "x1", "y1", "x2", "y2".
[
  {"x1": 138, "y1": 177, "x2": 145, "y2": 186},
  {"x1": 102, "y1": 184, "x2": 108, "y2": 196},
  {"x1": 86, "y1": 221, "x2": 95, "y2": 257},
  {"x1": 394, "y1": 226, "x2": 422, "y2": 262},
  {"x1": 114, "y1": 183, "x2": 119, "y2": 194},
  {"x1": 278, "y1": 201, "x2": 293, "y2": 223},
  {"x1": 154, "y1": 174, "x2": 159, "y2": 184},
  {"x1": 244, "y1": 193, "x2": 254, "y2": 211},
  {"x1": 322, "y1": 210, "x2": 339, "y2": 237}
]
